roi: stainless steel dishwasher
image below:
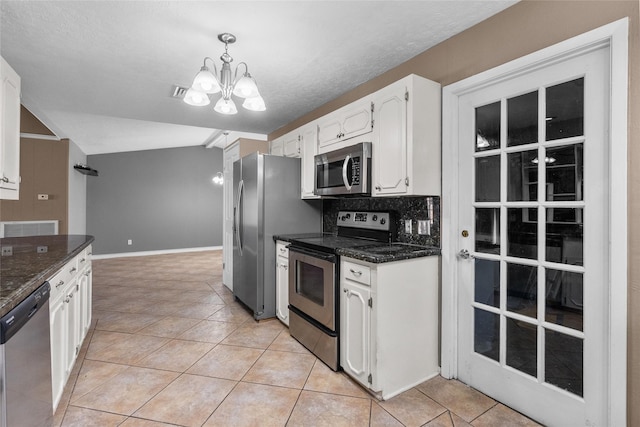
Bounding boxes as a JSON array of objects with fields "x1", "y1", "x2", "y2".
[{"x1": 0, "y1": 281, "x2": 53, "y2": 427}]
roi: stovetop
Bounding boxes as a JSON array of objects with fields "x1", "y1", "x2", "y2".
[{"x1": 284, "y1": 233, "x2": 382, "y2": 253}]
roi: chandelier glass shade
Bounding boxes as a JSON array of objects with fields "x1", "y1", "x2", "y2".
[{"x1": 184, "y1": 33, "x2": 265, "y2": 115}]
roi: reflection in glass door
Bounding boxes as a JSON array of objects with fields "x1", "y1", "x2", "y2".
[{"x1": 456, "y1": 44, "x2": 609, "y2": 426}]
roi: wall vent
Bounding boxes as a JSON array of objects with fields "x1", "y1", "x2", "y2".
[{"x1": 0, "y1": 220, "x2": 59, "y2": 238}]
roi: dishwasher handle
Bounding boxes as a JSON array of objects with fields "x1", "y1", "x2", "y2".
[{"x1": 0, "y1": 281, "x2": 50, "y2": 344}]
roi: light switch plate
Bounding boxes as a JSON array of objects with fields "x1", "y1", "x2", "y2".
[{"x1": 405, "y1": 220, "x2": 412, "y2": 234}]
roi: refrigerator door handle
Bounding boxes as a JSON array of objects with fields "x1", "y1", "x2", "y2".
[{"x1": 235, "y1": 179, "x2": 244, "y2": 255}]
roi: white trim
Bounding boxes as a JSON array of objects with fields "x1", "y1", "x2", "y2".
[
  {"x1": 91, "y1": 246, "x2": 222, "y2": 260},
  {"x1": 20, "y1": 132, "x2": 61, "y2": 141},
  {"x1": 441, "y1": 18, "x2": 628, "y2": 426}
]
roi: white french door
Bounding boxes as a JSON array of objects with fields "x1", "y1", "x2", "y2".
[{"x1": 454, "y1": 45, "x2": 611, "y2": 425}]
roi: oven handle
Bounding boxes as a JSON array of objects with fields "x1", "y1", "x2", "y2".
[
  {"x1": 288, "y1": 246, "x2": 337, "y2": 263},
  {"x1": 342, "y1": 155, "x2": 352, "y2": 191}
]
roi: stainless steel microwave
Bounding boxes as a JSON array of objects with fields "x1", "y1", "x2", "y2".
[{"x1": 314, "y1": 142, "x2": 372, "y2": 196}]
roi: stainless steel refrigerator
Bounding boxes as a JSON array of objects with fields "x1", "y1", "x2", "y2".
[{"x1": 233, "y1": 152, "x2": 322, "y2": 320}]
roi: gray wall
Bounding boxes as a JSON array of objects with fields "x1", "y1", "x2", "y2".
[
  {"x1": 87, "y1": 146, "x2": 223, "y2": 255},
  {"x1": 68, "y1": 140, "x2": 87, "y2": 235}
]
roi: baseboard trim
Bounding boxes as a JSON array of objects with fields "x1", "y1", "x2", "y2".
[{"x1": 92, "y1": 246, "x2": 222, "y2": 260}]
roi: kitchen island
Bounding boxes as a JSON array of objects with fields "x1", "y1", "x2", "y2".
[{"x1": 0, "y1": 234, "x2": 94, "y2": 317}]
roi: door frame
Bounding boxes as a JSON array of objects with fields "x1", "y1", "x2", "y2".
[{"x1": 441, "y1": 18, "x2": 628, "y2": 426}]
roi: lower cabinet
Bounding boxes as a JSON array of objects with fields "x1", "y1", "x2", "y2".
[
  {"x1": 50, "y1": 245, "x2": 92, "y2": 411},
  {"x1": 275, "y1": 240, "x2": 290, "y2": 326},
  {"x1": 340, "y1": 256, "x2": 439, "y2": 400}
]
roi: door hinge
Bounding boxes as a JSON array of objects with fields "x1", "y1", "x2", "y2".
[
  {"x1": 405, "y1": 90, "x2": 409, "y2": 101},
  {"x1": 368, "y1": 373, "x2": 373, "y2": 384},
  {"x1": 368, "y1": 297, "x2": 373, "y2": 308},
  {"x1": 371, "y1": 102, "x2": 375, "y2": 129},
  {"x1": 405, "y1": 177, "x2": 409, "y2": 186}
]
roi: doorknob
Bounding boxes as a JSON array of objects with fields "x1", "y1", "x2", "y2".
[{"x1": 458, "y1": 249, "x2": 474, "y2": 260}]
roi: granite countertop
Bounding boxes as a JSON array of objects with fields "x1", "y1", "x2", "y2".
[
  {"x1": 0, "y1": 234, "x2": 94, "y2": 317},
  {"x1": 274, "y1": 233, "x2": 440, "y2": 264},
  {"x1": 336, "y1": 243, "x2": 441, "y2": 264}
]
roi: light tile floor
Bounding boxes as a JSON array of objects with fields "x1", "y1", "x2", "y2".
[{"x1": 54, "y1": 250, "x2": 542, "y2": 427}]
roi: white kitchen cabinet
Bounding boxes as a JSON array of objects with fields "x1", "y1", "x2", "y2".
[
  {"x1": 223, "y1": 138, "x2": 269, "y2": 290},
  {"x1": 271, "y1": 131, "x2": 301, "y2": 158},
  {"x1": 317, "y1": 97, "x2": 373, "y2": 151},
  {"x1": 340, "y1": 255, "x2": 440, "y2": 400},
  {"x1": 299, "y1": 123, "x2": 320, "y2": 199},
  {"x1": 372, "y1": 74, "x2": 441, "y2": 197},
  {"x1": 275, "y1": 240, "x2": 290, "y2": 326},
  {"x1": 0, "y1": 56, "x2": 21, "y2": 200},
  {"x1": 49, "y1": 247, "x2": 93, "y2": 411}
]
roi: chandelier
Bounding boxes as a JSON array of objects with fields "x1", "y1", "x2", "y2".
[{"x1": 183, "y1": 33, "x2": 265, "y2": 115}]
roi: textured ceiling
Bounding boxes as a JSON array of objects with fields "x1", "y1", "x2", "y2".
[{"x1": 0, "y1": 1, "x2": 517, "y2": 154}]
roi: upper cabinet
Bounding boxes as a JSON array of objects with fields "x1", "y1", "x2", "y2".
[
  {"x1": 270, "y1": 131, "x2": 301, "y2": 158},
  {"x1": 299, "y1": 123, "x2": 319, "y2": 199},
  {"x1": 372, "y1": 75, "x2": 441, "y2": 197},
  {"x1": 317, "y1": 97, "x2": 373, "y2": 151},
  {"x1": 0, "y1": 56, "x2": 21, "y2": 200}
]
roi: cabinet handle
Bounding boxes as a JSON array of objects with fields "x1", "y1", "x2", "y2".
[
  {"x1": 1, "y1": 176, "x2": 15, "y2": 184},
  {"x1": 64, "y1": 297, "x2": 70, "y2": 303},
  {"x1": 279, "y1": 248, "x2": 286, "y2": 253},
  {"x1": 375, "y1": 186, "x2": 381, "y2": 191},
  {"x1": 68, "y1": 293, "x2": 74, "y2": 299},
  {"x1": 70, "y1": 267, "x2": 77, "y2": 273},
  {"x1": 80, "y1": 258, "x2": 86, "y2": 262},
  {"x1": 56, "y1": 280, "x2": 65, "y2": 288},
  {"x1": 349, "y1": 268, "x2": 363, "y2": 277}
]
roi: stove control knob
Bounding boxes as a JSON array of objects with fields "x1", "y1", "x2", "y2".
[
  {"x1": 372, "y1": 215, "x2": 378, "y2": 221},
  {"x1": 380, "y1": 218, "x2": 386, "y2": 225},
  {"x1": 346, "y1": 213, "x2": 351, "y2": 219}
]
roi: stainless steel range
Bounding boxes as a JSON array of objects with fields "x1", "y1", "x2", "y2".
[{"x1": 287, "y1": 211, "x2": 394, "y2": 370}]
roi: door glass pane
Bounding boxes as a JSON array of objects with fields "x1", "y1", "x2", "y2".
[
  {"x1": 475, "y1": 259, "x2": 499, "y2": 307},
  {"x1": 507, "y1": 208, "x2": 537, "y2": 259},
  {"x1": 546, "y1": 78, "x2": 584, "y2": 141},
  {"x1": 508, "y1": 150, "x2": 538, "y2": 201},
  {"x1": 546, "y1": 144, "x2": 583, "y2": 201},
  {"x1": 508, "y1": 91, "x2": 538, "y2": 146},
  {"x1": 475, "y1": 208, "x2": 500, "y2": 254},
  {"x1": 545, "y1": 269, "x2": 583, "y2": 331},
  {"x1": 476, "y1": 156, "x2": 500, "y2": 202},
  {"x1": 476, "y1": 102, "x2": 501, "y2": 151},
  {"x1": 507, "y1": 263, "x2": 537, "y2": 318},
  {"x1": 506, "y1": 317, "x2": 537, "y2": 377},
  {"x1": 545, "y1": 330, "x2": 583, "y2": 397},
  {"x1": 474, "y1": 308, "x2": 499, "y2": 361},
  {"x1": 545, "y1": 208, "x2": 583, "y2": 266}
]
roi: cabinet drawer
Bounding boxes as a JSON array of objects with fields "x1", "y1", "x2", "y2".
[
  {"x1": 343, "y1": 261, "x2": 371, "y2": 285},
  {"x1": 276, "y1": 241, "x2": 289, "y2": 258}
]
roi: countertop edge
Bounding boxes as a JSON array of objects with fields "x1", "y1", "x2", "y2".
[{"x1": 0, "y1": 235, "x2": 94, "y2": 317}]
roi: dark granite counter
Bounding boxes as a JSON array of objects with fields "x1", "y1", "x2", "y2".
[
  {"x1": 336, "y1": 243, "x2": 441, "y2": 264},
  {"x1": 0, "y1": 234, "x2": 94, "y2": 317},
  {"x1": 274, "y1": 233, "x2": 440, "y2": 264}
]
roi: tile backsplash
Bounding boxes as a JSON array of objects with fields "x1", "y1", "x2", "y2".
[{"x1": 322, "y1": 196, "x2": 440, "y2": 247}]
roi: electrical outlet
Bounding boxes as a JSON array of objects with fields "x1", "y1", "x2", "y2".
[
  {"x1": 127, "y1": 239, "x2": 133, "y2": 245},
  {"x1": 1, "y1": 246, "x2": 13, "y2": 256},
  {"x1": 37, "y1": 194, "x2": 49, "y2": 200},
  {"x1": 405, "y1": 219, "x2": 412, "y2": 234},
  {"x1": 418, "y1": 220, "x2": 430, "y2": 235},
  {"x1": 37, "y1": 246, "x2": 48, "y2": 253}
]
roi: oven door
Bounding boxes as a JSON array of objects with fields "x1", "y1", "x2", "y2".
[{"x1": 288, "y1": 246, "x2": 337, "y2": 331}]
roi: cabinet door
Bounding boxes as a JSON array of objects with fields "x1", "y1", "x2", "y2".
[
  {"x1": 373, "y1": 82, "x2": 408, "y2": 196},
  {"x1": 300, "y1": 124, "x2": 319, "y2": 199},
  {"x1": 78, "y1": 268, "x2": 92, "y2": 339},
  {"x1": 283, "y1": 134, "x2": 301, "y2": 158},
  {"x1": 275, "y1": 256, "x2": 290, "y2": 326},
  {"x1": 50, "y1": 298, "x2": 68, "y2": 411},
  {"x1": 65, "y1": 281, "x2": 81, "y2": 377},
  {"x1": 0, "y1": 57, "x2": 21, "y2": 199},
  {"x1": 340, "y1": 279, "x2": 371, "y2": 387},
  {"x1": 270, "y1": 137, "x2": 284, "y2": 156},
  {"x1": 318, "y1": 99, "x2": 372, "y2": 149}
]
